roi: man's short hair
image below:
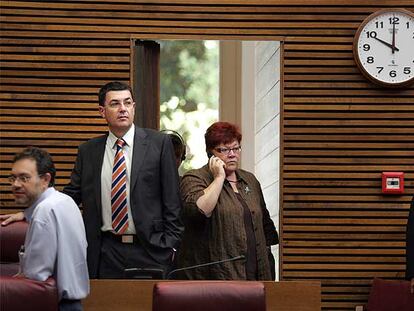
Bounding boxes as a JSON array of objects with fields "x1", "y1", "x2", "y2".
[
  {"x1": 98, "y1": 81, "x2": 134, "y2": 106},
  {"x1": 162, "y1": 130, "x2": 186, "y2": 162},
  {"x1": 13, "y1": 147, "x2": 56, "y2": 187}
]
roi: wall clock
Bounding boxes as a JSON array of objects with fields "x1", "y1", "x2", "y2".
[{"x1": 353, "y1": 8, "x2": 414, "y2": 87}]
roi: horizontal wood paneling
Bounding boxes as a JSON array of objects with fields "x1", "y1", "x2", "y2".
[
  {"x1": 281, "y1": 2, "x2": 413, "y2": 303},
  {"x1": 1, "y1": 1, "x2": 413, "y2": 310}
]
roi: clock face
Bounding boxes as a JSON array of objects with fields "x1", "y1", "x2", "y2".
[{"x1": 353, "y1": 9, "x2": 414, "y2": 87}]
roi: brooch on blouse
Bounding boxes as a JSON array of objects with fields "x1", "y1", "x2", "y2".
[{"x1": 244, "y1": 186, "x2": 251, "y2": 194}]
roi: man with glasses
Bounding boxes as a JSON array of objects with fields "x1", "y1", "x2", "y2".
[
  {"x1": 2, "y1": 82, "x2": 183, "y2": 280},
  {"x1": 7, "y1": 147, "x2": 89, "y2": 311}
]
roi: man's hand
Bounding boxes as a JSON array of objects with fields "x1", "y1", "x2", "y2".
[
  {"x1": 0, "y1": 212, "x2": 25, "y2": 226},
  {"x1": 13, "y1": 272, "x2": 24, "y2": 278}
]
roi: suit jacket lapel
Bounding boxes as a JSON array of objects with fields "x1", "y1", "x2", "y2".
[
  {"x1": 131, "y1": 127, "x2": 148, "y2": 191},
  {"x1": 94, "y1": 135, "x2": 107, "y2": 220}
]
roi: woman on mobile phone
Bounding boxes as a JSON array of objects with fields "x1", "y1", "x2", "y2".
[{"x1": 176, "y1": 121, "x2": 278, "y2": 280}]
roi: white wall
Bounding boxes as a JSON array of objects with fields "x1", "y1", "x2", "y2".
[
  {"x1": 220, "y1": 40, "x2": 281, "y2": 279},
  {"x1": 241, "y1": 41, "x2": 281, "y2": 280}
]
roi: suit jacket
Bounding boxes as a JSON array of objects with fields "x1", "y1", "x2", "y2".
[
  {"x1": 63, "y1": 126, "x2": 183, "y2": 278},
  {"x1": 407, "y1": 196, "x2": 414, "y2": 280}
]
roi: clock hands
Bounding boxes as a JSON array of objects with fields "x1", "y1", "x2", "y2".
[
  {"x1": 372, "y1": 36, "x2": 400, "y2": 52},
  {"x1": 391, "y1": 19, "x2": 397, "y2": 54},
  {"x1": 372, "y1": 18, "x2": 399, "y2": 53}
]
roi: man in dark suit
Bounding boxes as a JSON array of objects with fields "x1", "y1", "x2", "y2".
[
  {"x1": 63, "y1": 81, "x2": 183, "y2": 278},
  {"x1": 407, "y1": 196, "x2": 414, "y2": 294}
]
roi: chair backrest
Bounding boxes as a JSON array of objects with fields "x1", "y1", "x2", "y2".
[
  {"x1": 152, "y1": 281, "x2": 266, "y2": 311},
  {"x1": 0, "y1": 276, "x2": 58, "y2": 311},
  {"x1": 0, "y1": 221, "x2": 28, "y2": 262},
  {"x1": 367, "y1": 278, "x2": 414, "y2": 311}
]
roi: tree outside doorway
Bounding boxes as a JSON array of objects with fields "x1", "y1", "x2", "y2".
[{"x1": 159, "y1": 40, "x2": 219, "y2": 175}]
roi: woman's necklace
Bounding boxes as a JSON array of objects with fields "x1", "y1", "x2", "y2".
[{"x1": 227, "y1": 178, "x2": 239, "y2": 193}]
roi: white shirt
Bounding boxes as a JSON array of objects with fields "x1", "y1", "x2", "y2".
[
  {"x1": 100, "y1": 124, "x2": 136, "y2": 234},
  {"x1": 22, "y1": 187, "x2": 89, "y2": 300}
]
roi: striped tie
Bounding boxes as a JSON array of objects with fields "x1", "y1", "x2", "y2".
[{"x1": 111, "y1": 138, "x2": 129, "y2": 234}]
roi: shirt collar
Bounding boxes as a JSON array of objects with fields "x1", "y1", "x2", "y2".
[
  {"x1": 221, "y1": 170, "x2": 247, "y2": 186},
  {"x1": 236, "y1": 170, "x2": 246, "y2": 183},
  {"x1": 24, "y1": 187, "x2": 56, "y2": 223},
  {"x1": 108, "y1": 124, "x2": 135, "y2": 149}
]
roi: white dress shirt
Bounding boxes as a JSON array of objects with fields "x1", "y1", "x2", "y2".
[
  {"x1": 22, "y1": 187, "x2": 89, "y2": 300},
  {"x1": 100, "y1": 124, "x2": 136, "y2": 234}
]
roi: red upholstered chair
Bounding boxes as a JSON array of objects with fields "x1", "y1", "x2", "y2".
[
  {"x1": 152, "y1": 281, "x2": 266, "y2": 311},
  {"x1": 0, "y1": 220, "x2": 59, "y2": 311},
  {"x1": 0, "y1": 220, "x2": 28, "y2": 276},
  {"x1": 366, "y1": 278, "x2": 414, "y2": 311},
  {"x1": 0, "y1": 276, "x2": 58, "y2": 311}
]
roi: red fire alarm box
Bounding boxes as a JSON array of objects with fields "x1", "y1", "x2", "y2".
[{"x1": 381, "y1": 172, "x2": 404, "y2": 194}]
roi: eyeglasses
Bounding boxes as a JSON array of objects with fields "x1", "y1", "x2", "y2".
[
  {"x1": 214, "y1": 146, "x2": 242, "y2": 155},
  {"x1": 8, "y1": 174, "x2": 43, "y2": 184}
]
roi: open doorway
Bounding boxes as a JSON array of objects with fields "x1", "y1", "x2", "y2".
[{"x1": 131, "y1": 38, "x2": 281, "y2": 280}]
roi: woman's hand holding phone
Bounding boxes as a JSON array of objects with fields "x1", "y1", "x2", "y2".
[{"x1": 209, "y1": 155, "x2": 226, "y2": 179}]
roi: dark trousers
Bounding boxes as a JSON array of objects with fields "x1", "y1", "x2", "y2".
[
  {"x1": 59, "y1": 299, "x2": 82, "y2": 311},
  {"x1": 98, "y1": 232, "x2": 168, "y2": 279}
]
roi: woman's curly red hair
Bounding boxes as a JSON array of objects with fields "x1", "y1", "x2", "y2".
[{"x1": 205, "y1": 121, "x2": 242, "y2": 153}]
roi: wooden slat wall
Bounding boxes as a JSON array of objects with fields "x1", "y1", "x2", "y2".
[
  {"x1": 1, "y1": 1, "x2": 413, "y2": 310},
  {"x1": 280, "y1": 3, "x2": 414, "y2": 309}
]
